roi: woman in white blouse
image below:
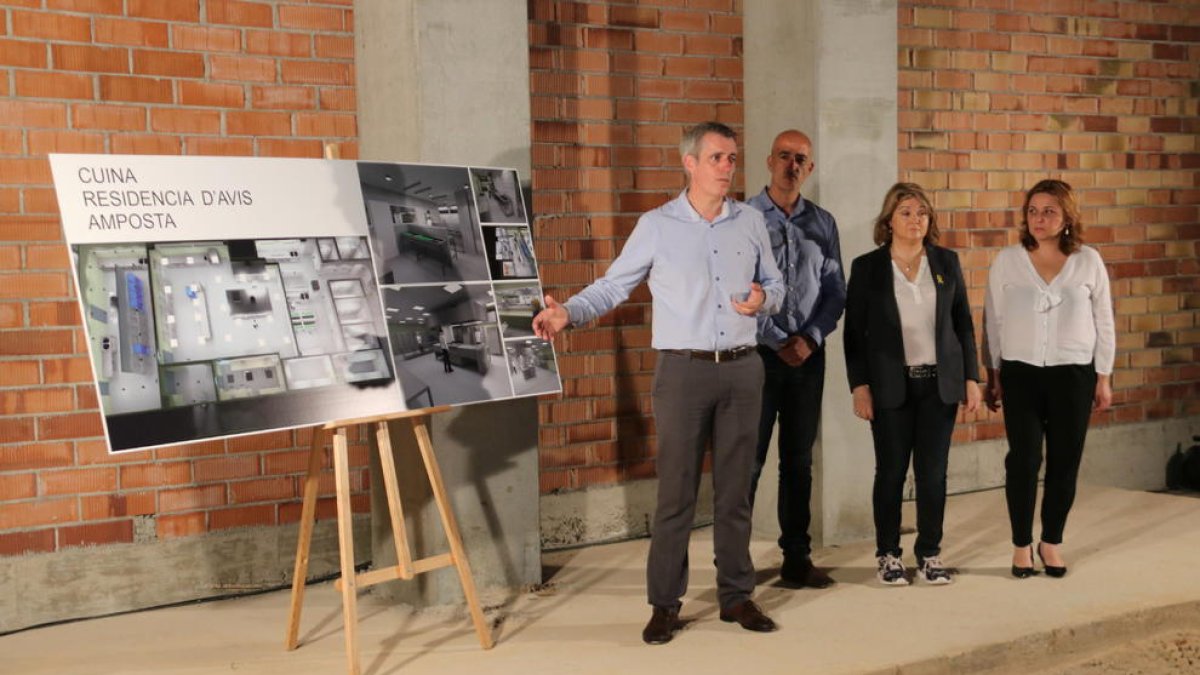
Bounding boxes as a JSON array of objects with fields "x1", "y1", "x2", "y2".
[
  {"x1": 984, "y1": 179, "x2": 1115, "y2": 579},
  {"x1": 845, "y1": 183, "x2": 981, "y2": 586}
]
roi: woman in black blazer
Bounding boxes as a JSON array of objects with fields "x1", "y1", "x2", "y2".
[{"x1": 844, "y1": 182, "x2": 981, "y2": 586}]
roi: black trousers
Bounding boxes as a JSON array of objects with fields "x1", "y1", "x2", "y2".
[
  {"x1": 870, "y1": 375, "x2": 957, "y2": 559},
  {"x1": 751, "y1": 345, "x2": 825, "y2": 558},
  {"x1": 647, "y1": 351, "x2": 763, "y2": 612},
  {"x1": 1000, "y1": 360, "x2": 1096, "y2": 546}
]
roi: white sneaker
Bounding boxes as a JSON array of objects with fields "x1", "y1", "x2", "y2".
[
  {"x1": 876, "y1": 553, "x2": 909, "y2": 586},
  {"x1": 916, "y1": 555, "x2": 952, "y2": 585}
]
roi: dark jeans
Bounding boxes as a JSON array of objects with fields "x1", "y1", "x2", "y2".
[
  {"x1": 751, "y1": 345, "x2": 825, "y2": 559},
  {"x1": 870, "y1": 375, "x2": 957, "y2": 559},
  {"x1": 647, "y1": 351, "x2": 763, "y2": 612},
  {"x1": 1000, "y1": 360, "x2": 1096, "y2": 546}
]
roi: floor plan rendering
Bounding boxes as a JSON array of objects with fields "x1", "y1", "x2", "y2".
[{"x1": 75, "y1": 237, "x2": 401, "y2": 450}]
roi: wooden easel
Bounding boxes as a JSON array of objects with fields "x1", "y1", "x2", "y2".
[{"x1": 284, "y1": 407, "x2": 494, "y2": 675}]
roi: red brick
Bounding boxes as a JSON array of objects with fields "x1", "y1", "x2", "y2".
[
  {"x1": 193, "y1": 454, "x2": 260, "y2": 482},
  {"x1": 40, "y1": 467, "x2": 118, "y2": 495},
  {"x1": 314, "y1": 35, "x2": 354, "y2": 60},
  {"x1": 150, "y1": 108, "x2": 221, "y2": 134},
  {"x1": 295, "y1": 112, "x2": 356, "y2": 137},
  {"x1": 128, "y1": 0, "x2": 199, "y2": 21},
  {"x1": 185, "y1": 137, "x2": 255, "y2": 156},
  {"x1": 94, "y1": 17, "x2": 169, "y2": 47},
  {"x1": 99, "y1": 75, "x2": 172, "y2": 104},
  {"x1": 157, "y1": 512, "x2": 206, "y2": 539},
  {"x1": 245, "y1": 30, "x2": 312, "y2": 58},
  {"x1": 0, "y1": 100, "x2": 69, "y2": 129},
  {"x1": 0, "y1": 360, "x2": 40, "y2": 386},
  {"x1": 27, "y1": 130, "x2": 106, "y2": 154},
  {"x1": 121, "y1": 462, "x2": 192, "y2": 489},
  {"x1": 278, "y1": 5, "x2": 348, "y2": 31},
  {"x1": 226, "y1": 110, "x2": 292, "y2": 136},
  {"x1": 251, "y1": 85, "x2": 316, "y2": 110},
  {"x1": 133, "y1": 50, "x2": 205, "y2": 78},
  {"x1": 171, "y1": 25, "x2": 240, "y2": 53},
  {"x1": 0, "y1": 38, "x2": 48, "y2": 68},
  {"x1": 15, "y1": 71, "x2": 94, "y2": 100},
  {"x1": 178, "y1": 81, "x2": 244, "y2": 108},
  {"x1": 281, "y1": 60, "x2": 351, "y2": 86},
  {"x1": 229, "y1": 476, "x2": 295, "y2": 503},
  {"x1": 210, "y1": 55, "x2": 277, "y2": 82},
  {"x1": 208, "y1": 0, "x2": 275, "y2": 28},
  {"x1": 0, "y1": 496, "x2": 78, "y2": 529},
  {"x1": 159, "y1": 484, "x2": 226, "y2": 513},
  {"x1": 0, "y1": 418, "x2": 36, "y2": 444},
  {"x1": 257, "y1": 138, "x2": 323, "y2": 158},
  {"x1": 0, "y1": 529, "x2": 56, "y2": 556},
  {"x1": 209, "y1": 503, "x2": 276, "y2": 530},
  {"x1": 38, "y1": 412, "x2": 103, "y2": 440},
  {"x1": 71, "y1": 103, "x2": 146, "y2": 131},
  {"x1": 12, "y1": 11, "x2": 92, "y2": 42},
  {"x1": 81, "y1": 491, "x2": 156, "y2": 519},
  {"x1": 58, "y1": 519, "x2": 134, "y2": 548},
  {"x1": 52, "y1": 44, "x2": 129, "y2": 73},
  {"x1": 109, "y1": 133, "x2": 182, "y2": 155},
  {"x1": 47, "y1": 0, "x2": 122, "y2": 13}
]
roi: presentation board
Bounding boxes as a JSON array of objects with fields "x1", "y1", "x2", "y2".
[{"x1": 50, "y1": 154, "x2": 560, "y2": 453}]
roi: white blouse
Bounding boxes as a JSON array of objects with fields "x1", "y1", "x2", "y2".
[
  {"x1": 983, "y1": 244, "x2": 1115, "y2": 374},
  {"x1": 892, "y1": 256, "x2": 937, "y2": 367}
]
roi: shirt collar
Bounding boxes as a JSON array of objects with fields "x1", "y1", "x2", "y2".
[
  {"x1": 671, "y1": 189, "x2": 734, "y2": 223},
  {"x1": 753, "y1": 187, "x2": 807, "y2": 219}
]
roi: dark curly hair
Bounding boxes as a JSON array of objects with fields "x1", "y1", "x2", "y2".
[{"x1": 1020, "y1": 179, "x2": 1082, "y2": 254}]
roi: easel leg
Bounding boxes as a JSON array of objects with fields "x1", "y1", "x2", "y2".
[
  {"x1": 332, "y1": 427, "x2": 362, "y2": 675},
  {"x1": 374, "y1": 420, "x2": 414, "y2": 577},
  {"x1": 285, "y1": 426, "x2": 326, "y2": 650},
  {"x1": 409, "y1": 417, "x2": 495, "y2": 649}
]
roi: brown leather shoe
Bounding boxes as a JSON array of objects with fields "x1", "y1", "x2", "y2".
[
  {"x1": 641, "y1": 607, "x2": 683, "y2": 645},
  {"x1": 780, "y1": 557, "x2": 835, "y2": 589},
  {"x1": 719, "y1": 600, "x2": 778, "y2": 633}
]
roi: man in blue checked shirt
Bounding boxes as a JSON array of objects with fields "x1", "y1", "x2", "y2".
[
  {"x1": 747, "y1": 130, "x2": 846, "y2": 590},
  {"x1": 534, "y1": 121, "x2": 785, "y2": 645}
]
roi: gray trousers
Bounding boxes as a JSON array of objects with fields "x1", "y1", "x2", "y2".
[{"x1": 647, "y1": 350, "x2": 764, "y2": 611}]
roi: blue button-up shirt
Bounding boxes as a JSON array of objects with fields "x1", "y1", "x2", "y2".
[
  {"x1": 748, "y1": 188, "x2": 846, "y2": 351},
  {"x1": 564, "y1": 190, "x2": 784, "y2": 351}
]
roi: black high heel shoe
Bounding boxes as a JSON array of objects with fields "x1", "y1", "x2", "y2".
[
  {"x1": 1037, "y1": 542, "x2": 1067, "y2": 578},
  {"x1": 1011, "y1": 545, "x2": 1035, "y2": 579}
]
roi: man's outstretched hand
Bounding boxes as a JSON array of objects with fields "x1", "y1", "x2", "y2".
[{"x1": 533, "y1": 294, "x2": 570, "y2": 340}]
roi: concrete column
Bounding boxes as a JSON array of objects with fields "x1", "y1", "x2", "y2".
[
  {"x1": 745, "y1": 0, "x2": 899, "y2": 548},
  {"x1": 355, "y1": 0, "x2": 540, "y2": 605}
]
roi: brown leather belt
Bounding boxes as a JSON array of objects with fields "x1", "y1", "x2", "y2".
[{"x1": 661, "y1": 346, "x2": 757, "y2": 363}]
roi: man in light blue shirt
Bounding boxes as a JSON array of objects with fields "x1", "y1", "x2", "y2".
[
  {"x1": 534, "y1": 122, "x2": 784, "y2": 644},
  {"x1": 748, "y1": 129, "x2": 846, "y2": 589}
]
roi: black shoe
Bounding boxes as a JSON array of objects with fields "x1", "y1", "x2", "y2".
[
  {"x1": 642, "y1": 607, "x2": 683, "y2": 645},
  {"x1": 780, "y1": 556, "x2": 834, "y2": 589},
  {"x1": 1037, "y1": 542, "x2": 1067, "y2": 578},
  {"x1": 719, "y1": 600, "x2": 778, "y2": 632},
  {"x1": 915, "y1": 555, "x2": 953, "y2": 585},
  {"x1": 1011, "y1": 545, "x2": 1036, "y2": 579}
]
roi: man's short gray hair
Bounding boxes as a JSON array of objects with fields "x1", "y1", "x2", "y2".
[{"x1": 679, "y1": 121, "x2": 737, "y2": 159}]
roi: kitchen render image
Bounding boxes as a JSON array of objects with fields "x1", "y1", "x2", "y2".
[
  {"x1": 505, "y1": 337, "x2": 560, "y2": 398},
  {"x1": 470, "y1": 167, "x2": 527, "y2": 224},
  {"x1": 494, "y1": 281, "x2": 541, "y2": 338},
  {"x1": 384, "y1": 283, "x2": 514, "y2": 408},
  {"x1": 358, "y1": 162, "x2": 489, "y2": 285}
]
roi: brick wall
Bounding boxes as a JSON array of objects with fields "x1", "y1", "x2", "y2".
[
  {"x1": 529, "y1": 0, "x2": 744, "y2": 494},
  {"x1": 898, "y1": 0, "x2": 1200, "y2": 443},
  {"x1": 0, "y1": 0, "x2": 366, "y2": 558}
]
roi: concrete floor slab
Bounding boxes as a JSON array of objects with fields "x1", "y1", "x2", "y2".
[{"x1": 4, "y1": 485, "x2": 1199, "y2": 674}]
